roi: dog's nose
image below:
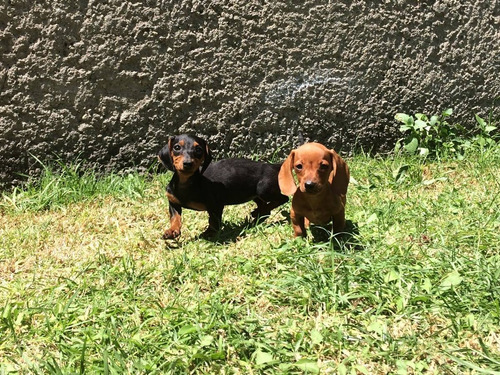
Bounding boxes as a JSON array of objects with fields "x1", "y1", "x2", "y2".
[
  {"x1": 183, "y1": 161, "x2": 194, "y2": 169},
  {"x1": 304, "y1": 181, "x2": 316, "y2": 191}
]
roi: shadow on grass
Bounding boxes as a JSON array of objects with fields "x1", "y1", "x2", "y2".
[
  {"x1": 200, "y1": 215, "x2": 289, "y2": 244},
  {"x1": 309, "y1": 220, "x2": 362, "y2": 251},
  {"x1": 161, "y1": 212, "x2": 288, "y2": 249},
  {"x1": 161, "y1": 211, "x2": 360, "y2": 250}
]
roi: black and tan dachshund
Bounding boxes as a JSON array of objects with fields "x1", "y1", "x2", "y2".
[{"x1": 158, "y1": 134, "x2": 288, "y2": 239}]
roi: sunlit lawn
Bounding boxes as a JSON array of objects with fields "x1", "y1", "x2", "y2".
[{"x1": 1, "y1": 148, "x2": 499, "y2": 374}]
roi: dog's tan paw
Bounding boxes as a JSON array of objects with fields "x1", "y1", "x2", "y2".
[{"x1": 163, "y1": 228, "x2": 181, "y2": 240}]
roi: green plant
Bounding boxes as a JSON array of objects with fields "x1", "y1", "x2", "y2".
[
  {"x1": 472, "y1": 113, "x2": 498, "y2": 148},
  {"x1": 394, "y1": 108, "x2": 498, "y2": 159},
  {"x1": 395, "y1": 108, "x2": 461, "y2": 157}
]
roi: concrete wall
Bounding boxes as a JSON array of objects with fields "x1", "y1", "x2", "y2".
[{"x1": 1, "y1": 0, "x2": 498, "y2": 187}]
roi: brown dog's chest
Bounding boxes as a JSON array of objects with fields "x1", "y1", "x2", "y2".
[{"x1": 293, "y1": 192, "x2": 343, "y2": 225}]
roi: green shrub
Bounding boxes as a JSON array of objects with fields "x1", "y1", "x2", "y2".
[{"x1": 395, "y1": 108, "x2": 498, "y2": 159}]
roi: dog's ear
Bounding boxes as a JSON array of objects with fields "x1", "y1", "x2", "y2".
[
  {"x1": 328, "y1": 150, "x2": 349, "y2": 195},
  {"x1": 278, "y1": 150, "x2": 297, "y2": 195},
  {"x1": 201, "y1": 140, "x2": 212, "y2": 174},
  {"x1": 194, "y1": 136, "x2": 212, "y2": 174},
  {"x1": 158, "y1": 137, "x2": 175, "y2": 171}
]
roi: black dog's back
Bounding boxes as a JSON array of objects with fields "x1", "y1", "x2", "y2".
[{"x1": 204, "y1": 159, "x2": 283, "y2": 205}]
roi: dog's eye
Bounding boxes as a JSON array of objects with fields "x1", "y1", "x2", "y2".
[
  {"x1": 319, "y1": 164, "x2": 328, "y2": 171},
  {"x1": 193, "y1": 146, "x2": 203, "y2": 158},
  {"x1": 295, "y1": 164, "x2": 303, "y2": 171},
  {"x1": 173, "y1": 144, "x2": 181, "y2": 152}
]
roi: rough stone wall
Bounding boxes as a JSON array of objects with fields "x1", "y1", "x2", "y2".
[{"x1": 1, "y1": 0, "x2": 499, "y2": 187}]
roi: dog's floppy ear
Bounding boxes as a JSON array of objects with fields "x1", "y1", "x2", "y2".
[
  {"x1": 198, "y1": 137, "x2": 212, "y2": 174},
  {"x1": 328, "y1": 150, "x2": 349, "y2": 195},
  {"x1": 278, "y1": 150, "x2": 297, "y2": 195},
  {"x1": 158, "y1": 137, "x2": 175, "y2": 171}
]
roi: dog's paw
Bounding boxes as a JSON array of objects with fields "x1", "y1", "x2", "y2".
[
  {"x1": 200, "y1": 227, "x2": 218, "y2": 239},
  {"x1": 163, "y1": 228, "x2": 180, "y2": 240}
]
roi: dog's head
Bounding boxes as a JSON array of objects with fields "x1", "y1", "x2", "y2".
[
  {"x1": 158, "y1": 134, "x2": 212, "y2": 176},
  {"x1": 278, "y1": 142, "x2": 349, "y2": 196}
]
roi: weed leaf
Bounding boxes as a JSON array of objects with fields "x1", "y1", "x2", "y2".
[
  {"x1": 178, "y1": 325, "x2": 197, "y2": 336},
  {"x1": 439, "y1": 271, "x2": 463, "y2": 291},
  {"x1": 414, "y1": 119, "x2": 427, "y2": 130},
  {"x1": 295, "y1": 359, "x2": 320, "y2": 374},
  {"x1": 254, "y1": 350, "x2": 274, "y2": 365},
  {"x1": 395, "y1": 113, "x2": 411, "y2": 124},
  {"x1": 475, "y1": 114, "x2": 487, "y2": 128},
  {"x1": 337, "y1": 363, "x2": 348, "y2": 375},
  {"x1": 311, "y1": 329, "x2": 323, "y2": 345},
  {"x1": 199, "y1": 335, "x2": 214, "y2": 347},
  {"x1": 442, "y1": 108, "x2": 453, "y2": 116},
  {"x1": 404, "y1": 138, "x2": 418, "y2": 153},
  {"x1": 419, "y1": 147, "x2": 429, "y2": 156},
  {"x1": 422, "y1": 278, "x2": 432, "y2": 293},
  {"x1": 384, "y1": 269, "x2": 400, "y2": 283},
  {"x1": 367, "y1": 319, "x2": 386, "y2": 335}
]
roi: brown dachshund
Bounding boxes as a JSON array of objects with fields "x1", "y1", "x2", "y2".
[
  {"x1": 278, "y1": 142, "x2": 350, "y2": 237},
  {"x1": 158, "y1": 134, "x2": 288, "y2": 239}
]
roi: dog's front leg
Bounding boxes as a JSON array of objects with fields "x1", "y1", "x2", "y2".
[
  {"x1": 331, "y1": 206, "x2": 346, "y2": 233},
  {"x1": 290, "y1": 208, "x2": 307, "y2": 238},
  {"x1": 163, "y1": 201, "x2": 182, "y2": 239}
]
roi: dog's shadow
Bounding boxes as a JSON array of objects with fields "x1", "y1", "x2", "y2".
[
  {"x1": 199, "y1": 219, "x2": 254, "y2": 244},
  {"x1": 198, "y1": 211, "x2": 360, "y2": 250},
  {"x1": 309, "y1": 220, "x2": 361, "y2": 250},
  {"x1": 275, "y1": 209, "x2": 359, "y2": 249},
  {"x1": 197, "y1": 214, "x2": 289, "y2": 244}
]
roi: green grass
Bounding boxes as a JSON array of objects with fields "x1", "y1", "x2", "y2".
[{"x1": 1, "y1": 148, "x2": 499, "y2": 374}]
